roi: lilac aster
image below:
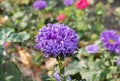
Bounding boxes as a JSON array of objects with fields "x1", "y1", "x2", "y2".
[
  {"x1": 117, "y1": 58, "x2": 120, "y2": 66},
  {"x1": 53, "y1": 73, "x2": 71, "y2": 81},
  {"x1": 100, "y1": 30, "x2": 119, "y2": 51},
  {"x1": 53, "y1": 73, "x2": 60, "y2": 81},
  {"x1": 63, "y1": 0, "x2": 74, "y2": 6},
  {"x1": 35, "y1": 23, "x2": 78, "y2": 58},
  {"x1": 85, "y1": 45, "x2": 99, "y2": 54},
  {"x1": 33, "y1": 0, "x2": 47, "y2": 10},
  {"x1": 67, "y1": 76, "x2": 71, "y2": 81}
]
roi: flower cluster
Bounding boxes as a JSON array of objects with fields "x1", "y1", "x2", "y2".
[
  {"x1": 100, "y1": 30, "x2": 120, "y2": 54},
  {"x1": 63, "y1": 0, "x2": 74, "y2": 6},
  {"x1": 33, "y1": 0, "x2": 47, "y2": 10},
  {"x1": 35, "y1": 23, "x2": 78, "y2": 58},
  {"x1": 75, "y1": 0, "x2": 88, "y2": 10},
  {"x1": 85, "y1": 45, "x2": 99, "y2": 54}
]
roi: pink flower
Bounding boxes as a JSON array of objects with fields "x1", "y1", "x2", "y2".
[
  {"x1": 75, "y1": 0, "x2": 88, "y2": 10},
  {"x1": 56, "y1": 14, "x2": 65, "y2": 22}
]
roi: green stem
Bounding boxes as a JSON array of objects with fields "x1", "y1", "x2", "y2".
[
  {"x1": 35, "y1": 54, "x2": 42, "y2": 63},
  {"x1": 57, "y1": 56, "x2": 64, "y2": 81}
]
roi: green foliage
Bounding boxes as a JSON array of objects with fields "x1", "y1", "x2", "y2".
[
  {"x1": 65, "y1": 39, "x2": 120, "y2": 81},
  {"x1": 0, "y1": 62, "x2": 21, "y2": 81},
  {"x1": 0, "y1": 28, "x2": 30, "y2": 43}
]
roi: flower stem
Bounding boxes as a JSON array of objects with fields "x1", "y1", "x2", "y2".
[{"x1": 57, "y1": 56, "x2": 64, "y2": 81}]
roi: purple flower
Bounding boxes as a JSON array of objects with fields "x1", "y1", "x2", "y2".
[
  {"x1": 33, "y1": 0, "x2": 47, "y2": 10},
  {"x1": 85, "y1": 45, "x2": 99, "y2": 54},
  {"x1": 115, "y1": 36, "x2": 120, "y2": 54},
  {"x1": 63, "y1": 0, "x2": 74, "y2": 6},
  {"x1": 53, "y1": 73, "x2": 71, "y2": 81},
  {"x1": 67, "y1": 76, "x2": 71, "y2": 81},
  {"x1": 100, "y1": 30, "x2": 117, "y2": 42},
  {"x1": 53, "y1": 73, "x2": 60, "y2": 81},
  {"x1": 2, "y1": 41, "x2": 5, "y2": 47},
  {"x1": 117, "y1": 58, "x2": 120, "y2": 66},
  {"x1": 100, "y1": 30, "x2": 119, "y2": 51},
  {"x1": 115, "y1": 46, "x2": 120, "y2": 54},
  {"x1": 35, "y1": 23, "x2": 78, "y2": 58}
]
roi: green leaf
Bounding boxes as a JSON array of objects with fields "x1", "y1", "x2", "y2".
[
  {"x1": 66, "y1": 61, "x2": 81, "y2": 75},
  {"x1": 0, "y1": 62, "x2": 23, "y2": 81},
  {"x1": 0, "y1": 28, "x2": 30, "y2": 42},
  {"x1": 7, "y1": 32, "x2": 30, "y2": 42},
  {"x1": 80, "y1": 68, "x2": 101, "y2": 81},
  {"x1": 5, "y1": 76, "x2": 14, "y2": 81},
  {"x1": 6, "y1": 33, "x2": 18, "y2": 42},
  {"x1": 0, "y1": 28, "x2": 14, "y2": 42},
  {"x1": 13, "y1": 12, "x2": 24, "y2": 19},
  {"x1": 0, "y1": 28, "x2": 14, "y2": 45},
  {"x1": 17, "y1": 32, "x2": 30, "y2": 42},
  {"x1": 0, "y1": 45, "x2": 3, "y2": 55},
  {"x1": 20, "y1": 22, "x2": 28, "y2": 29}
]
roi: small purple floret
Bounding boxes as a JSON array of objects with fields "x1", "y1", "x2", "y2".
[
  {"x1": 33, "y1": 0, "x2": 47, "y2": 10},
  {"x1": 115, "y1": 36, "x2": 120, "y2": 54},
  {"x1": 63, "y1": 0, "x2": 74, "y2": 6},
  {"x1": 53, "y1": 73, "x2": 60, "y2": 81},
  {"x1": 117, "y1": 58, "x2": 120, "y2": 66},
  {"x1": 85, "y1": 45, "x2": 99, "y2": 54},
  {"x1": 53, "y1": 73, "x2": 71, "y2": 81},
  {"x1": 67, "y1": 76, "x2": 71, "y2": 81}
]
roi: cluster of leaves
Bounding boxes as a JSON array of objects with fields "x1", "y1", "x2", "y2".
[
  {"x1": 0, "y1": 28, "x2": 30, "y2": 81},
  {"x1": 66, "y1": 40, "x2": 120, "y2": 81},
  {"x1": 0, "y1": 28, "x2": 30, "y2": 44}
]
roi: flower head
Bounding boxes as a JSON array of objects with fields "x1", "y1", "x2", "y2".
[
  {"x1": 63, "y1": 0, "x2": 74, "y2": 6},
  {"x1": 35, "y1": 23, "x2": 78, "y2": 58},
  {"x1": 75, "y1": 0, "x2": 88, "y2": 10},
  {"x1": 33, "y1": 0, "x2": 47, "y2": 10},
  {"x1": 117, "y1": 58, "x2": 120, "y2": 66},
  {"x1": 56, "y1": 14, "x2": 65, "y2": 22},
  {"x1": 85, "y1": 45, "x2": 99, "y2": 54},
  {"x1": 100, "y1": 30, "x2": 119, "y2": 51}
]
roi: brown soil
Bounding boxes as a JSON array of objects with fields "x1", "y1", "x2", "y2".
[{"x1": 95, "y1": 0, "x2": 120, "y2": 30}]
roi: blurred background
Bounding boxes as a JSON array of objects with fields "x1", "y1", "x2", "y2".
[{"x1": 0, "y1": 0, "x2": 120, "y2": 81}]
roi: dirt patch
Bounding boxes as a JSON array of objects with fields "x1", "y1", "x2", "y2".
[{"x1": 95, "y1": 0, "x2": 120, "y2": 30}]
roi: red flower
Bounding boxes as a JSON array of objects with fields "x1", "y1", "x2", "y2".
[
  {"x1": 56, "y1": 14, "x2": 65, "y2": 22},
  {"x1": 75, "y1": 0, "x2": 88, "y2": 10}
]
